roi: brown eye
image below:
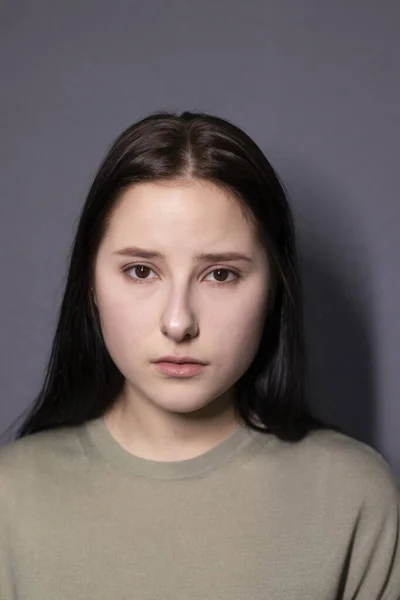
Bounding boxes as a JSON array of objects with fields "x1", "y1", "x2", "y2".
[
  {"x1": 134, "y1": 265, "x2": 151, "y2": 279},
  {"x1": 214, "y1": 269, "x2": 229, "y2": 282},
  {"x1": 206, "y1": 268, "x2": 239, "y2": 284},
  {"x1": 124, "y1": 264, "x2": 157, "y2": 282}
]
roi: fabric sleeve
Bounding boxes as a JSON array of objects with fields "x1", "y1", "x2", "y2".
[
  {"x1": 342, "y1": 456, "x2": 400, "y2": 600},
  {"x1": 0, "y1": 447, "x2": 18, "y2": 600},
  {"x1": 0, "y1": 527, "x2": 17, "y2": 600}
]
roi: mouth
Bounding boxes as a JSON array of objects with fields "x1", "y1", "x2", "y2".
[
  {"x1": 153, "y1": 356, "x2": 207, "y2": 365},
  {"x1": 153, "y1": 361, "x2": 207, "y2": 378}
]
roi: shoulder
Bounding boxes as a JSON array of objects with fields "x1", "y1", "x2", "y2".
[
  {"x1": 299, "y1": 427, "x2": 399, "y2": 504},
  {"x1": 0, "y1": 425, "x2": 86, "y2": 491},
  {"x1": 255, "y1": 424, "x2": 399, "y2": 511},
  {"x1": 0, "y1": 424, "x2": 81, "y2": 463},
  {"x1": 297, "y1": 429, "x2": 400, "y2": 598}
]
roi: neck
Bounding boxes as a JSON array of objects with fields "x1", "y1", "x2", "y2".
[{"x1": 103, "y1": 388, "x2": 239, "y2": 462}]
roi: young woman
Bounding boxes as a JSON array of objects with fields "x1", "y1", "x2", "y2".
[{"x1": 1, "y1": 111, "x2": 399, "y2": 599}]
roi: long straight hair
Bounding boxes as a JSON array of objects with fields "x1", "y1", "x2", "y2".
[{"x1": 5, "y1": 111, "x2": 344, "y2": 443}]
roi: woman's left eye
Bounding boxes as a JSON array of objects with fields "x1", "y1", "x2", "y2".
[{"x1": 205, "y1": 268, "x2": 239, "y2": 284}]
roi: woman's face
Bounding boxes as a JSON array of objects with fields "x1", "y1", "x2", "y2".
[{"x1": 94, "y1": 178, "x2": 271, "y2": 416}]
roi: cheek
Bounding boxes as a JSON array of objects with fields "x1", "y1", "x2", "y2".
[
  {"x1": 96, "y1": 294, "x2": 153, "y2": 363},
  {"x1": 209, "y1": 292, "x2": 268, "y2": 365}
]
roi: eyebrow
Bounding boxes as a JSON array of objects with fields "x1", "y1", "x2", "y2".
[{"x1": 112, "y1": 246, "x2": 253, "y2": 263}]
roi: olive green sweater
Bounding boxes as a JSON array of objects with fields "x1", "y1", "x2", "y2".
[{"x1": 0, "y1": 416, "x2": 399, "y2": 599}]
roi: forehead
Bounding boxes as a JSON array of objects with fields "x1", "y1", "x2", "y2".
[{"x1": 104, "y1": 179, "x2": 259, "y2": 250}]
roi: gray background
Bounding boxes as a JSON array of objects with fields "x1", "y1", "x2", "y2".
[{"x1": 1, "y1": 1, "x2": 399, "y2": 476}]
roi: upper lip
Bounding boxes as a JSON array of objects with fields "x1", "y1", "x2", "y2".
[{"x1": 154, "y1": 356, "x2": 207, "y2": 365}]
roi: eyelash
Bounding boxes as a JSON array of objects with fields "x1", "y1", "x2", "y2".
[{"x1": 121, "y1": 264, "x2": 241, "y2": 286}]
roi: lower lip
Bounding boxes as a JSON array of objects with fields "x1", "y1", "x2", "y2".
[{"x1": 154, "y1": 362, "x2": 206, "y2": 377}]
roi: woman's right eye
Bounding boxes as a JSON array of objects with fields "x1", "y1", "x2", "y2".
[{"x1": 124, "y1": 265, "x2": 157, "y2": 282}]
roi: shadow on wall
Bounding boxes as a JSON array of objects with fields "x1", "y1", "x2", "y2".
[
  {"x1": 279, "y1": 151, "x2": 377, "y2": 450},
  {"x1": 302, "y1": 253, "x2": 375, "y2": 448}
]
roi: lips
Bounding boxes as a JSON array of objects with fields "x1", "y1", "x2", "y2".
[
  {"x1": 154, "y1": 356, "x2": 207, "y2": 365},
  {"x1": 154, "y1": 361, "x2": 206, "y2": 377}
]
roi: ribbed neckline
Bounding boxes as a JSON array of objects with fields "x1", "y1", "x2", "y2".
[{"x1": 83, "y1": 415, "x2": 271, "y2": 480}]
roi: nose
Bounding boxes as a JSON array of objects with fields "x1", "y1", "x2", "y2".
[{"x1": 160, "y1": 288, "x2": 199, "y2": 342}]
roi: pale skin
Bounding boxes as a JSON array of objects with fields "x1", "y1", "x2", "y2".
[{"x1": 93, "y1": 178, "x2": 271, "y2": 461}]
